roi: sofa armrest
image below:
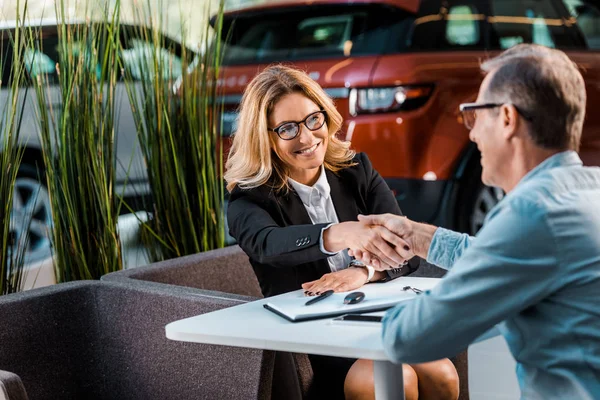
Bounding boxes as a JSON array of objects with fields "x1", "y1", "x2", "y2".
[{"x1": 0, "y1": 370, "x2": 29, "y2": 400}]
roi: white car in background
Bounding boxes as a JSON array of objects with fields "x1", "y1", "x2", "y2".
[{"x1": 0, "y1": 18, "x2": 193, "y2": 265}]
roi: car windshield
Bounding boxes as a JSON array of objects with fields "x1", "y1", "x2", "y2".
[
  {"x1": 219, "y1": 4, "x2": 412, "y2": 65},
  {"x1": 8, "y1": 24, "x2": 189, "y2": 85},
  {"x1": 121, "y1": 38, "x2": 183, "y2": 80}
]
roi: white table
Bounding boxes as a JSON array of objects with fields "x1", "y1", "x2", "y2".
[{"x1": 166, "y1": 276, "x2": 441, "y2": 400}]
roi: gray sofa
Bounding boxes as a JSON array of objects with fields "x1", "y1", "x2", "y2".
[
  {"x1": 103, "y1": 245, "x2": 470, "y2": 400},
  {"x1": 0, "y1": 280, "x2": 301, "y2": 400},
  {"x1": 103, "y1": 246, "x2": 314, "y2": 398},
  {"x1": 105, "y1": 244, "x2": 263, "y2": 298}
]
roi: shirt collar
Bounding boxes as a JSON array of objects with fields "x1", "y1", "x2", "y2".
[
  {"x1": 519, "y1": 150, "x2": 583, "y2": 186},
  {"x1": 288, "y1": 166, "x2": 331, "y2": 206}
]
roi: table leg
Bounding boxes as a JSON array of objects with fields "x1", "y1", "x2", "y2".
[{"x1": 373, "y1": 360, "x2": 405, "y2": 400}]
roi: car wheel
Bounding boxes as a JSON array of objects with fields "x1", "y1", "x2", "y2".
[
  {"x1": 10, "y1": 163, "x2": 53, "y2": 264},
  {"x1": 468, "y1": 183, "x2": 504, "y2": 234}
]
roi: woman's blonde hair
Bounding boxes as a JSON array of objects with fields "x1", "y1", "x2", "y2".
[{"x1": 225, "y1": 65, "x2": 355, "y2": 192}]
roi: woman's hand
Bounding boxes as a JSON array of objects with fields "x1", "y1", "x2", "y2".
[
  {"x1": 348, "y1": 214, "x2": 434, "y2": 267},
  {"x1": 302, "y1": 268, "x2": 369, "y2": 296},
  {"x1": 322, "y1": 221, "x2": 410, "y2": 269}
]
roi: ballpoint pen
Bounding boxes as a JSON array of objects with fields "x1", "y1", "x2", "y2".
[{"x1": 305, "y1": 289, "x2": 334, "y2": 306}]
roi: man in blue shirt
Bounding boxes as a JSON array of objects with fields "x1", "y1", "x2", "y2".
[{"x1": 352, "y1": 44, "x2": 600, "y2": 399}]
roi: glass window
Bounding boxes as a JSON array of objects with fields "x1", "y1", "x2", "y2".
[
  {"x1": 70, "y1": 41, "x2": 103, "y2": 80},
  {"x1": 23, "y1": 49, "x2": 56, "y2": 78},
  {"x1": 409, "y1": 0, "x2": 583, "y2": 52},
  {"x1": 220, "y1": 5, "x2": 411, "y2": 65},
  {"x1": 446, "y1": 5, "x2": 481, "y2": 46},
  {"x1": 23, "y1": 34, "x2": 98, "y2": 84},
  {"x1": 1, "y1": 40, "x2": 14, "y2": 87},
  {"x1": 409, "y1": 1, "x2": 485, "y2": 51},
  {"x1": 563, "y1": 0, "x2": 600, "y2": 49},
  {"x1": 25, "y1": 36, "x2": 61, "y2": 85},
  {"x1": 297, "y1": 15, "x2": 354, "y2": 49},
  {"x1": 32, "y1": 28, "x2": 185, "y2": 85},
  {"x1": 489, "y1": 0, "x2": 579, "y2": 49},
  {"x1": 121, "y1": 39, "x2": 183, "y2": 81}
]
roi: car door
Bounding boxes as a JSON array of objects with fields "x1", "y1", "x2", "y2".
[
  {"x1": 559, "y1": 0, "x2": 600, "y2": 166},
  {"x1": 485, "y1": 0, "x2": 600, "y2": 166}
]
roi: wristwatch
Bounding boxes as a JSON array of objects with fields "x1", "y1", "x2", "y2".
[{"x1": 348, "y1": 260, "x2": 375, "y2": 283}]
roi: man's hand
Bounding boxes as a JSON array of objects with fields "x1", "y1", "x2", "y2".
[
  {"x1": 348, "y1": 214, "x2": 437, "y2": 263},
  {"x1": 302, "y1": 268, "x2": 383, "y2": 295},
  {"x1": 322, "y1": 222, "x2": 410, "y2": 269},
  {"x1": 358, "y1": 213, "x2": 414, "y2": 243}
]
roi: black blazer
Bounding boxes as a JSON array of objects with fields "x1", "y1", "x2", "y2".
[{"x1": 227, "y1": 153, "x2": 419, "y2": 297}]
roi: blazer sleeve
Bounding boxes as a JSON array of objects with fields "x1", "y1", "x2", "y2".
[
  {"x1": 227, "y1": 188, "x2": 331, "y2": 268},
  {"x1": 359, "y1": 153, "x2": 421, "y2": 279}
]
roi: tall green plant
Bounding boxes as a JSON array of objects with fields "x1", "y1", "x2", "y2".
[
  {"x1": 30, "y1": 1, "x2": 124, "y2": 281},
  {"x1": 0, "y1": 2, "x2": 31, "y2": 295},
  {"x1": 123, "y1": 0, "x2": 226, "y2": 262}
]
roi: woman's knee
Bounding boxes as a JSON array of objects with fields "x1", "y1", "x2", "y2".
[
  {"x1": 403, "y1": 364, "x2": 419, "y2": 400},
  {"x1": 435, "y1": 360, "x2": 460, "y2": 400},
  {"x1": 412, "y1": 358, "x2": 460, "y2": 400},
  {"x1": 344, "y1": 359, "x2": 419, "y2": 400},
  {"x1": 344, "y1": 359, "x2": 373, "y2": 400}
]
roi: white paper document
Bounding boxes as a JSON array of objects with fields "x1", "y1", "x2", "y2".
[{"x1": 263, "y1": 277, "x2": 440, "y2": 322}]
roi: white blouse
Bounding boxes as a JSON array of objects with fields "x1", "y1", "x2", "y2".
[{"x1": 288, "y1": 166, "x2": 351, "y2": 272}]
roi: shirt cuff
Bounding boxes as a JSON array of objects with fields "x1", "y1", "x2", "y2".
[
  {"x1": 320, "y1": 223, "x2": 339, "y2": 255},
  {"x1": 426, "y1": 227, "x2": 464, "y2": 269}
]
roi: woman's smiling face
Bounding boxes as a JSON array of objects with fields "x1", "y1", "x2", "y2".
[{"x1": 269, "y1": 92, "x2": 329, "y2": 186}]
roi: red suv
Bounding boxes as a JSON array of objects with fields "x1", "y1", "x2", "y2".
[{"x1": 216, "y1": 0, "x2": 600, "y2": 234}]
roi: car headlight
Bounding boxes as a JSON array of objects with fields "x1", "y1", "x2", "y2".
[{"x1": 349, "y1": 85, "x2": 434, "y2": 116}]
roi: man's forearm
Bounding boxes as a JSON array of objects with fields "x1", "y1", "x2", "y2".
[{"x1": 410, "y1": 221, "x2": 438, "y2": 259}]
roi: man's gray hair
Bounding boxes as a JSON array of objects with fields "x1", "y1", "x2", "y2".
[{"x1": 480, "y1": 44, "x2": 586, "y2": 151}]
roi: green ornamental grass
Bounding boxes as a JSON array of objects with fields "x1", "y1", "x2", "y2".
[
  {"x1": 30, "y1": 0, "x2": 124, "y2": 282},
  {"x1": 123, "y1": 0, "x2": 226, "y2": 262},
  {"x1": 0, "y1": 1, "x2": 29, "y2": 295}
]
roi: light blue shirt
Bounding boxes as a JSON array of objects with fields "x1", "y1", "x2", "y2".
[{"x1": 382, "y1": 151, "x2": 600, "y2": 399}]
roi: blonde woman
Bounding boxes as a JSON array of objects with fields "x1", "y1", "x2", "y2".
[{"x1": 225, "y1": 65, "x2": 459, "y2": 400}]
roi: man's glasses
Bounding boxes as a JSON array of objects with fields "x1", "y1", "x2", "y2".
[
  {"x1": 269, "y1": 110, "x2": 327, "y2": 140},
  {"x1": 459, "y1": 102, "x2": 533, "y2": 130}
]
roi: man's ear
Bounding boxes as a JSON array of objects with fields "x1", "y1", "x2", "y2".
[{"x1": 501, "y1": 104, "x2": 520, "y2": 140}]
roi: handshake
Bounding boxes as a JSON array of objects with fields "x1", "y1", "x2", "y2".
[
  {"x1": 323, "y1": 213, "x2": 436, "y2": 271},
  {"x1": 306, "y1": 213, "x2": 437, "y2": 295}
]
